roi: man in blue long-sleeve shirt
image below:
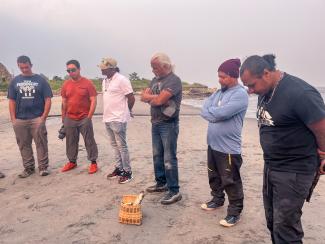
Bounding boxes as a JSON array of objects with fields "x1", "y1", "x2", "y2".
[{"x1": 200, "y1": 58, "x2": 248, "y2": 227}]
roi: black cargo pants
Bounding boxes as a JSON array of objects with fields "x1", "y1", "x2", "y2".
[
  {"x1": 263, "y1": 167, "x2": 314, "y2": 244},
  {"x1": 207, "y1": 146, "x2": 244, "y2": 216}
]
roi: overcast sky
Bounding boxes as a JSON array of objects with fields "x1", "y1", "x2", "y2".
[{"x1": 0, "y1": 0, "x2": 324, "y2": 87}]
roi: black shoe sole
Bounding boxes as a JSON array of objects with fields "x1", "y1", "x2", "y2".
[
  {"x1": 146, "y1": 188, "x2": 168, "y2": 193},
  {"x1": 161, "y1": 195, "x2": 182, "y2": 205}
]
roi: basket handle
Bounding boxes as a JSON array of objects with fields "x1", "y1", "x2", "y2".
[{"x1": 134, "y1": 191, "x2": 145, "y2": 205}]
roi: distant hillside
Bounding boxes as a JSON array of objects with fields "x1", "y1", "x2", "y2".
[
  {"x1": 0, "y1": 63, "x2": 13, "y2": 91},
  {"x1": 91, "y1": 78, "x2": 208, "y2": 92},
  {"x1": 0, "y1": 63, "x2": 12, "y2": 82},
  {"x1": 1, "y1": 73, "x2": 210, "y2": 96}
]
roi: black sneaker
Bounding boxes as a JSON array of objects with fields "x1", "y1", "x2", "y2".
[
  {"x1": 146, "y1": 184, "x2": 168, "y2": 193},
  {"x1": 219, "y1": 215, "x2": 241, "y2": 227},
  {"x1": 118, "y1": 171, "x2": 133, "y2": 184},
  {"x1": 160, "y1": 191, "x2": 182, "y2": 205},
  {"x1": 107, "y1": 168, "x2": 123, "y2": 179},
  {"x1": 200, "y1": 200, "x2": 224, "y2": 211},
  {"x1": 0, "y1": 171, "x2": 5, "y2": 178},
  {"x1": 18, "y1": 168, "x2": 35, "y2": 178}
]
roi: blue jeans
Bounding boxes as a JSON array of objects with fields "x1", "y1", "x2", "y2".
[
  {"x1": 151, "y1": 120, "x2": 180, "y2": 193},
  {"x1": 105, "y1": 122, "x2": 131, "y2": 172}
]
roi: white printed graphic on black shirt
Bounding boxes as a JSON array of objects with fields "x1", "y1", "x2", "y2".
[
  {"x1": 151, "y1": 82, "x2": 161, "y2": 95},
  {"x1": 17, "y1": 80, "x2": 38, "y2": 99},
  {"x1": 257, "y1": 104, "x2": 274, "y2": 127}
]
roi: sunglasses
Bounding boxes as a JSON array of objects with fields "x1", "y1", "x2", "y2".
[
  {"x1": 101, "y1": 67, "x2": 116, "y2": 71},
  {"x1": 66, "y1": 68, "x2": 77, "y2": 73}
]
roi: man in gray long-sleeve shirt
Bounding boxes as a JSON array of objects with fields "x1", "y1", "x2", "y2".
[{"x1": 200, "y1": 58, "x2": 248, "y2": 227}]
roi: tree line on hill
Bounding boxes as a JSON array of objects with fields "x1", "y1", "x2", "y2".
[{"x1": 0, "y1": 63, "x2": 210, "y2": 94}]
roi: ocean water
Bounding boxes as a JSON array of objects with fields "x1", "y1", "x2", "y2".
[{"x1": 182, "y1": 87, "x2": 325, "y2": 119}]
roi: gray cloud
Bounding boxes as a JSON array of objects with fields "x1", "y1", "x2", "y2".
[{"x1": 0, "y1": 0, "x2": 324, "y2": 87}]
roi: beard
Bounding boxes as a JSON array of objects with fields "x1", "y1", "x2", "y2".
[{"x1": 221, "y1": 85, "x2": 228, "y2": 92}]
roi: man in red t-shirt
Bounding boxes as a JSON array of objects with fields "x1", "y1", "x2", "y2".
[{"x1": 61, "y1": 60, "x2": 98, "y2": 174}]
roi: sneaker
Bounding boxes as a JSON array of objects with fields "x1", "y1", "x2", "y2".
[
  {"x1": 118, "y1": 171, "x2": 133, "y2": 184},
  {"x1": 201, "y1": 200, "x2": 224, "y2": 211},
  {"x1": 107, "y1": 167, "x2": 123, "y2": 179},
  {"x1": 146, "y1": 184, "x2": 168, "y2": 193},
  {"x1": 160, "y1": 191, "x2": 182, "y2": 205},
  {"x1": 39, "y1": 169, "x2": 50, "y2": 176},
  {"x1": 61, "y1": 162, "x2": 77, "y2": 172},
  {"x1": 88, "y1": 163, "x2": 97, "y2": 174},
  {"x1": 18, "y1": 168, "x2": 35, "y2": 178},
  {"x1": 219, "y1": 215, "x2": 241, "y2": 227},
  {"x1": 0, "y1": 171, "x2": 5, "y2": 178}
]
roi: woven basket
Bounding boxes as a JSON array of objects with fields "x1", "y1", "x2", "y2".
[{"x1": 119, "y1": 195, "x2": 142, "y2": 225}]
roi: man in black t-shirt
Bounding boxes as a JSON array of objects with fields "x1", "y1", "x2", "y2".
[
  {"x1": 141, "y1": 53, "x2": 182, "y2": 205},
  {"x1": 240, "y1": 54, "x2": 325, "y2": 244},
  {"x1": 7, "y1": 56, "x2": 53, "y2": 178}
]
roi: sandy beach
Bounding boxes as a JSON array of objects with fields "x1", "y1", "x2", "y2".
[{"x1": 0, "y1": 95, "x2": 324, "y2": 244}]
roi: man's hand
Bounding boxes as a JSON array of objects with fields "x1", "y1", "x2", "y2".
[
  {"x1": 319, "y1": 159, "x2": 325, "y2": 174},
  {"x1": 9, "y1": 99, "x2": 17, "y2": 125},
  {"x1": 87, "y1": 96, "x2": 97, "y2": 121},
  {"x1": 40, "y1": 115, "x2": 47, "y2": 122},
  {"x1": 144, "y1": 88, "x2": 152, "y2": 94},
  {"x1": 140, "y1": 88, "x2": 153, "y2": 102}
]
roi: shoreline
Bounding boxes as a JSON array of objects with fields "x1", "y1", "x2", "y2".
[{"x1": 0, "y1": 94, "x2": 257, "y2": 123}]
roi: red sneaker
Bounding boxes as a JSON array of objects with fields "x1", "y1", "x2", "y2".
[
  {"x1": 88, "y1": 163, "x2": 97, "y2": 174},
  {"x1": 61, "y1": 162, "x2": 77, "y2": 172}
]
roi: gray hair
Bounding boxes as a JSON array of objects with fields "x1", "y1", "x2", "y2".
[{"x1": 151, "y1": 52, "x2": 174, "y2": 71}]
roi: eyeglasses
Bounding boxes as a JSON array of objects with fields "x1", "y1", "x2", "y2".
[{"x1": 66, "y1": 68, "x2": 77, "y2": 73}]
